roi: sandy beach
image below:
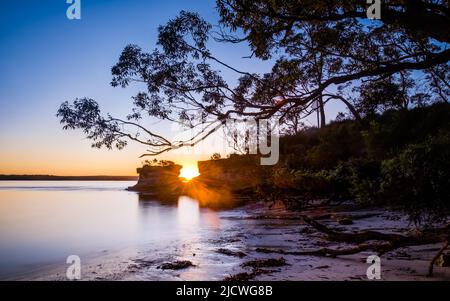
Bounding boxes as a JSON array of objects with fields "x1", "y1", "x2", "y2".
[{"x1": 22, "y1": 200, "x2": 450, "y2": 281}]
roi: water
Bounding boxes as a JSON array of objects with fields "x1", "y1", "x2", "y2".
[
  {"x1": 1, "y1": 181, "x2": 409, "y2": 281},
  {"x1": 0, "y1": 181, "x2": 230, "y2": 279}
]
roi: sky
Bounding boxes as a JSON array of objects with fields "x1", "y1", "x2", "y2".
[{"x1": 0, "y1": 0, "x2": 345, "y2": 176}]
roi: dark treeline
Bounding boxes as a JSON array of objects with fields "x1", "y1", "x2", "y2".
[{"x1": 250, "y1": 102, "x2": 450, "y2": 224}]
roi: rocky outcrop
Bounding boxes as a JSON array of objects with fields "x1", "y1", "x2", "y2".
[
  {"x1": 127, "y1": 164, "x2": 183, "y2": 197},
  {"x1": 127, "y1": 155, "x2": 264, "y2": 208},
  {"x1": 196, "y1": 155, "x2": 262, "y2": 193}
]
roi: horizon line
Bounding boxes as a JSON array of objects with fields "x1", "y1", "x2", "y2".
[{"x1": 0, "y1": 174, "x2": 138, "y2": 180}]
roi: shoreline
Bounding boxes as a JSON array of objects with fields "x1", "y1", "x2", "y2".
[{"x1": 18, "y1": 200, "x2": 450, "y2": 281}]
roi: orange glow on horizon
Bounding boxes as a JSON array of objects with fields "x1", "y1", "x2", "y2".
[
  {"x1": 179, "y1": 165, "x2": 200, "y2": 181},
  {"x1": 0, "y1": 145, "x2": 210, "y2": 176}
]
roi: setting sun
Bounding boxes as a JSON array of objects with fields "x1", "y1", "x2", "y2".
[{"x1": 179, "y1": 165, "x2": 200, "y2": 181}]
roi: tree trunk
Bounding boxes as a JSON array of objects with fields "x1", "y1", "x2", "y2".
[{"x1": 318, "y1": 95, "x2": 326, "y2": 128}]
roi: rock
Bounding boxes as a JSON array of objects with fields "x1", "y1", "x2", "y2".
[
  {"x1": 133, "y1": 259, "x2": 156, "y2": 268},
  {"x1": 128, "y1": 163, "x2": 184, "y2": 197},
  {"x1": 223, "y1": 272, "x2": 254, "y2": 281},
  {"x1": 314, "y1": 265, "x2": 330, "y2": 269},
  {"x1": 337, "y1": 217, "x2": 354, "y2": 225},
  {"x1": 242, "y1": 257, "x2": 287, "y2": 268},
  {"x1": 224, "y1": 269, "x2": 274, "y2": 281},
  {"x1": 299, "y1": 227, "x2": 315, "y2": 234},
  {"x1": 436, "y1": 252, "x2": 450, "y2": 267},
  {"x1": 216, "y1": 248, "x2": 247, "y2": 258},
  {"x1": 157, "y1": 260, "x2": 194, "y2": 270}
]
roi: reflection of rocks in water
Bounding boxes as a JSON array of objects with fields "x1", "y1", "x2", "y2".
[
  {"x1": 135, "y1": 178, "x2": 252, "y2": 210},
  {"x1": 137, "y1": 191, "x2": 179, "y2": 205},
  {"x1": 181, "y1": 178, "x2": 239, "y2": 210}
]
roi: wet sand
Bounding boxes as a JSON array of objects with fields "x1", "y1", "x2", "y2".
[{"x1": 26, "y1": 201, "x2": 450, "y2": 281}]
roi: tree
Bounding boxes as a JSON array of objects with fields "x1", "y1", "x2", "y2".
[
  {"x1": 57, "y1": 2, "x2": 449, "y2": 156},
  {"x1": 210, "y1": 153, "x2": 222, "y2": 160},
  {"x1": 144, "y1": 159, "x2": 176, "y2": 167},
  {"x1": 217, "y1": 0, "x2": 449, "y2": 117}
]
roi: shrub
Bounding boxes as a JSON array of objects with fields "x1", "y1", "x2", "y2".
[
  {"x1": 270, "y1": 167, "x2": 331, "y2": 198},
  {"x1": 363, "y1": 102, "x2": 450, "y2": 160},
  {"x1": 261, "y1": 103, "x2": 450, "y2": 221},
  {"x1": 379, "y1": 135, "x2": 450, "y2": 224},
  {"x1": 328, "y1": 159, "x2": 381, "y2": 204}
]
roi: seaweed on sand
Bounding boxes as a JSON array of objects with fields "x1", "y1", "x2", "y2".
[{"x1": 157, "y1": 260, "x2": 195, "y2": 270}]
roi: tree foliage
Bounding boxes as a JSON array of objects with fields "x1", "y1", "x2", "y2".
[{"x1": 57, "y1": 1, "x2": 449, "y2": 156}]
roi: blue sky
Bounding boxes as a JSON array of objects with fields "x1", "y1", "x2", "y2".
[{"x1": 0, "y1": 0, "x2": 345, "y2": 175}]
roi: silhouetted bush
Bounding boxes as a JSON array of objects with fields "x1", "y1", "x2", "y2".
[
  {"x1": 270, "y1": 167, "x2": 331, "y2": 198},
  {"x1": 271, "y1": 102, "x2": 450, "y2": 223},
  {"x1": 328, "y1": 159, "x2": 381, "y2": 204},
  {"x1": 379, "y1": 135, "x2": 450, "y2": 223}
]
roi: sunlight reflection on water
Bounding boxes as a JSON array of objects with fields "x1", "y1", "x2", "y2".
[
  {"x1": 0, "y1": 181, "x2": 224, "y2": 279},
  {"x1": 177, "y1": 196, "x2": 200, "y2": 228}
]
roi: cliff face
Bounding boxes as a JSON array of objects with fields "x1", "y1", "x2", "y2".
[
  {"x1": 128, "y1": 164, "x2": 183, "y2": 196},
  {"x1": 127, "y1": 155, "x2": 263, "y2": 208},
  {"x1": 196, "y1": 155, "x2": 262, "y2": 193}
]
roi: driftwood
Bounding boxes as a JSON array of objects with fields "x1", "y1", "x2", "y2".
[
  {"x1": 255, "y1": 244, "x2": 385, "y2": 256},
  {"x1": 255, "y1": 215, "x2": 449, "y2": 276},
  {"x1": 301, "y1": 215, "x2": 447, "y2": 250}
]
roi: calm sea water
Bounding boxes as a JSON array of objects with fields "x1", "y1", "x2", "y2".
[{"x1": 0, "y1": 181, "x2": 227, "y2": 279}]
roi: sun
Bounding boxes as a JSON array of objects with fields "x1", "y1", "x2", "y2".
[{"x1": 179, "y1": 166, "x2": 200, "y2": 181}]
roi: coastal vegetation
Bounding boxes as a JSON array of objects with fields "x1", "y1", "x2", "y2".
[{"x1": 269, "y1": 102, "x2": 450, "y2": 224}]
